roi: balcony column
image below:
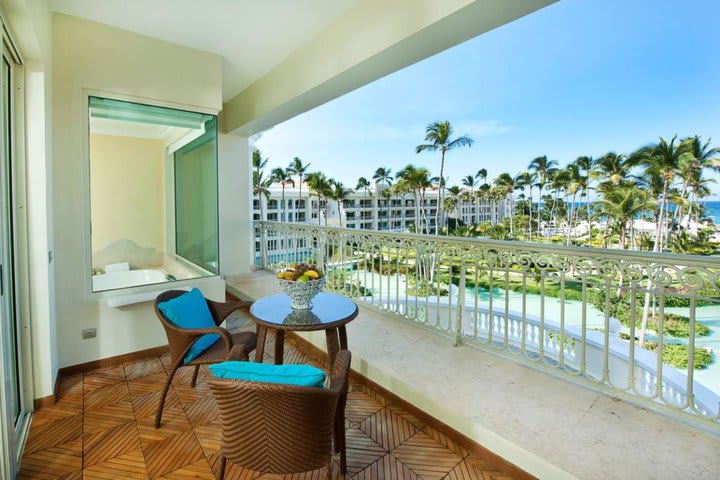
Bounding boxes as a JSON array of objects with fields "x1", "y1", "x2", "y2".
[{"x1": 218, "y1": 133, "x2": 254, "y2": 274}]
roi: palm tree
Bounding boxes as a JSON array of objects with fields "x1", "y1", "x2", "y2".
[
  {"x1": 271, "y1": 167, "x2": 294, "y2": 222},
  {"x1": 634, "y1": 136, "x2": 693, "y2": 252},
  {"x1": 549, "y1": 168, "x2": 570, "y2": 226},
  {"x1": 476, "y1": 168, "x2": 488, "y2": 185},
  {"x1": 528, "y1": 156, "x2": 558, "y2": 237},
  {"x1": 632, "y1": 136, "x2": 693, "y2": 347},
  {"x1": 252, "y1": 170, "x2": 271, "y2": 221},
  {"x1": 591, "y1": 152, "x2": 634, "y2": 193},
  {"x1": 673, "y1": 137, "x2": 719, "y2": 227},
  {"x1": 416, "y1": 121, "x2": 473, "y2": 234},
  {"x1": 252, "y1": 149, "x2": 268, "y2": 180},
  {"x1": 515, "y1": 172, "x2": 535, "y2": 238},
  {"x1": 287, "y1": 156, "x2": 311, "y2": 216},
  {"x1": 565, "y1": 161, "x2": 587, "y2": 245},
  {"x1": 573, "y1": 156, "x2": 593, "y2": 243},
  {"x1": 494, "y1": 173, "x2": 519, "y2": 236},
  {"x1": 381, "y1": 188, "x2": 392, "y2": 230},
  {"x1": 595, "y1": 185, "x2": 652, "y2": 250},
  {"x1": 461, "y1": 175, "x2": 478, "y2": 223},
  {"x1": 305, "y1": 172, "x2": 331, "y2": 226},
  {"x1": 330, "y1": 180, "x2": 351, "y2": 227},
  {"x1": 373, "y1": 167, "x2": 394, "y2": 228},
  {"x1": 397, "y1": 164, "x2": 433, "y2": 233},
  {"x1": 356, "y1": 176, "x2": 372, "y2": 216}
]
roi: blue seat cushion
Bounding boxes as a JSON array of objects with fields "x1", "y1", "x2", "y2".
[
  {"x1": 158, "y1": 288, "x2": 219, "y2": 364},
  {"x1": 209, "y1": 361, "x2": 326, "y2": 388}
]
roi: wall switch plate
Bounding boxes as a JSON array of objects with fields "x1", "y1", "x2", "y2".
[{"x1": 82, "y1": 328, "x2": 97, "y2": 339}]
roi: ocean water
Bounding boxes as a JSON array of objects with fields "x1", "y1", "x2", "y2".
[
  {"x1": 701, "y1": 201, "x2": 720, "y2": 223},
  {"x1": 570, "y1": 201, "x2": 720, "y2": 223}
]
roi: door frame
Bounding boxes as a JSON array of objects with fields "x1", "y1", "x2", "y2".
[{"x1": 0, "y1": 8, "x2": 33, "y2": 479}]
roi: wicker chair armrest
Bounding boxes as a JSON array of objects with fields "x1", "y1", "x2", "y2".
[
  {"x1": 175, "y1": 326, "x2": 234, "y2": 352},
  {"x1": 207, "y1": 299, "x2": 252, "y2": 326},
  {"x1": 227, "y1": 344, "x2": 249, "y2": 361}
]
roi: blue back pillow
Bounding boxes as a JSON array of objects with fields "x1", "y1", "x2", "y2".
[
  {"x1": 209, "y1": 361, "x2": 326, "y2": 388},
  {"x1": 158, "y1": 288, "x2": 219, "y2": 364}
]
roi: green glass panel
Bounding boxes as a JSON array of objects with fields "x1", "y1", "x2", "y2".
[
  {"x1": 89, "y1": 96, "x2": 212, "y2": 129},
  {"x1": 174, "y1": 117, "x2": 219, "y2": 273}
]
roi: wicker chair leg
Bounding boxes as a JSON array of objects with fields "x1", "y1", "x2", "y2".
[
  {"x1": 339, "y1": 426, "x2": 347, "y2": 474},
  {"x1": 154, "y1": 366, "x2": 177, "y2": 428},
  {"x1": 191, "y1": 365, "x2": 200, "y2": 388},
  {"x1": 218, "y1": 455, "x2": 227, "y2": 480},
  {"x1": 333, "y1": 393, "x2": 346, "y2": 454},
  {"x1": 322, "y1": 464, "x2": 332, "y2": 480}
]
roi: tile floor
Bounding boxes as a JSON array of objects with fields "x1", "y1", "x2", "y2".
[{"x1": 19, "y1": 308, "x2": 517, "y2": 479}]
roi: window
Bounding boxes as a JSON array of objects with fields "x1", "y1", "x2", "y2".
[{"x1": 89, "y1": 96, "x2": 219, "y2": 292}]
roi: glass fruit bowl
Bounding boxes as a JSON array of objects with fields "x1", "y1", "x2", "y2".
[{"x1": 276, "y1": 263, "x2": 326, "y2": 309}]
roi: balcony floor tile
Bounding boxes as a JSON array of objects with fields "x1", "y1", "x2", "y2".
[{"x1": 20, "y1": 307, "x2": 520, "y2": 480}]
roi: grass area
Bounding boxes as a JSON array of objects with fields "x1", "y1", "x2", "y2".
[{"x1": 620, "y1": 333, "x2": 713, "y2": 369}]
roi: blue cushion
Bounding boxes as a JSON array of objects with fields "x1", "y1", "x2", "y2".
[
  {"x1": 158, "y1": 288, "x2": 219, "y2": 364},
  {"x1": 209, "y1": 361, "x2": 326, "y2": 388}
]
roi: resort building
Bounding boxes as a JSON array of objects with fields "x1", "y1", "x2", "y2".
[
  {"x1": 253, "y1": 183, "x2": 512, "y2": 230},
  {"x1": 0, "y1": 1, "x2": 716, "y2": 480}
]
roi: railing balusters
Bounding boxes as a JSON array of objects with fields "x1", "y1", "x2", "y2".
[
  {"x1": 686, "y1": 296, "x2": 696, "y2": 411},
  {"x1": 253, "y1": 222, "x2": 720, "y2": 427}
]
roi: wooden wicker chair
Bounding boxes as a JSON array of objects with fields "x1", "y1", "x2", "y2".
[
  {"x1": 208, "y1": 350, "x2": 352, "y2": 479},
  {"x1": 154, "y1": 289, "x2": 257, "y2": 428}
]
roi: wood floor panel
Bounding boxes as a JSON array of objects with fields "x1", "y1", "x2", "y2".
[
  {"x1": 18, "y1": 438, "x2": 82, "y2": 479},
  {"x1": 391, "y1": 430, "x2": 464, "y2": 479},
  {"x1": 143, "y1": 430, "x2": 205, "y2": 479},
  {"x1": 24, "y1": 414, "x2": 83, "y2": 456},
  {"x1": 20, "y1": 307, "x2": 522, "y2": 480},
  {"x1": 83, "y1": 421, "x2": 142, "y2": 468},
  {"x1": 82, "y1": 448, "x2": 148, "y2": 479}
]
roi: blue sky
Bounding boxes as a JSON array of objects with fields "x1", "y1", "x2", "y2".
[{"x1": 255, "y1": 0, "x2": 720, "y2": 195}]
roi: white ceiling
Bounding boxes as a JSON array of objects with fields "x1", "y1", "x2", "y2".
[{"x1": 50, "y1": 0, "x2": 359, "y2": 101}]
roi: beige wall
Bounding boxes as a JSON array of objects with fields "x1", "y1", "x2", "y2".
[
  {"x1": 0, "y1": 0, "x2": 57, "y2": 401},
  {"x1": 90, "y1": 134, "x2": 165, "y2": 262},
  {"x1": 52, "y1": 13, "x2": 224, "y2": 368}
]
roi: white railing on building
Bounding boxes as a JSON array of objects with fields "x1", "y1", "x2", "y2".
[{"x1": 255, "y1": 221, "x2": 720, "y2": 428}]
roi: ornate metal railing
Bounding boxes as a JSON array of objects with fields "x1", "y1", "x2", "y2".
[{"x1": 254, "y1": 221, "x2": 720, "y2": 427}]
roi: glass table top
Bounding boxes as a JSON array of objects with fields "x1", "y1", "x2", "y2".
[{"x1": 250, "y1": 292, "x2": 358, "y2": 328}]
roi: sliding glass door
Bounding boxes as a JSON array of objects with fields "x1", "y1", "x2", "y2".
[
  {"x1": 0, "y1": 41, "x2": 27, "y2": 478},
  {"x1": 174, "y1": 116, "x2": 219, "y2": 274}
]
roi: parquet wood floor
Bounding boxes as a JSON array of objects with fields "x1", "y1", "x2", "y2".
[{"x1": 20, "y1": 308, "x2": 518, "y2": 479}]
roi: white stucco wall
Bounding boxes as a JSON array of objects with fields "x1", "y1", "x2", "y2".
[{"x1": 51, "y1": 14, "x2": 226, "y2": 369}]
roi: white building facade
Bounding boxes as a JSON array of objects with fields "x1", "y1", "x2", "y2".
[{"x1": 253, "y1": 183, "x2": 512, "y2": 231}]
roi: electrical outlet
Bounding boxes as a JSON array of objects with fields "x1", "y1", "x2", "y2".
[{"x1": 82, "y1": 328, "x2": 97, "y2": 339}]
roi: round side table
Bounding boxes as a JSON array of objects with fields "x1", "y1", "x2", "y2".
[{"x1": 249, "y1": 292, "x2": 358, "y2": 366}]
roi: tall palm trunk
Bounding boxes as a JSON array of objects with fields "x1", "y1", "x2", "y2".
[
  {"x1": 281, "y1": 185, "x2": 286, "y2": 222},
  {"x1": 435, "y1": 149, "x2": 446, "y2": 235},
  {"x1": 316, "y1": 195, "x2": 322, "y2": 225},
  {"x1": 528, "y1": 188, "x2": 533, "y2": 239},
  {"x1": 298, "y1": 176, "x2": 303, "y2": 215},
  {"x1": 567, "y1": 191, "x2": 577, "y2": 246},
  {"x1": 537, "y1": 184, "x2": 543, "y2": 238},
  {"x1": 639, "y1": 179, "x2": 669, "y2": 347},
  {"x1": 508, "y1": 191, "x2": 514, "y2": 236}
]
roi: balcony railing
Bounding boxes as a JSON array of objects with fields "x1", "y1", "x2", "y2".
[{"x1": 255, "y1": 221, "x2": 720, "y2": 428}]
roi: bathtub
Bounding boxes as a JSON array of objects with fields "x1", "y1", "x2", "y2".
[{"x1": 93, "y1": 268, "x2": 168, "y2": 292}]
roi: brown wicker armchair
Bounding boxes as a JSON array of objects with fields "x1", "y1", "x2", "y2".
[
  {"x1": 208, "y1": 350, "x2": 351, "y2": 479},
  {"x1": 154, "y1": 290, "x2": 257, "y2": 428}
]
